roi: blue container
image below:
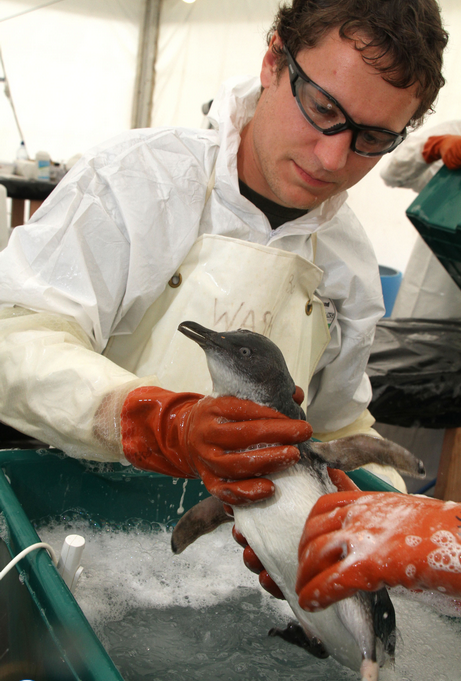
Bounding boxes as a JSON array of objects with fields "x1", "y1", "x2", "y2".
[{"x1": 379, "y1": 265, "x2": 402, "y2": 317}]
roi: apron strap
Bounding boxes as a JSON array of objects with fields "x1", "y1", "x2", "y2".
[
  {"x1": 168, "y1": 167, "x2": 216, "y2": 287},
  {"x1": 205, "y1": 167, "x2": 216, "y2": 204},
  {"x1": 311, "y1": 232, "x2": 317, "y2": 263}
]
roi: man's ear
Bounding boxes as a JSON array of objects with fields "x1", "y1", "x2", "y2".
[{"x1": 261, "y1": 32, "x2": 282, "y2": 88}]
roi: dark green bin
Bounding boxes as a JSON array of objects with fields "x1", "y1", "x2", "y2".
[
  {"x1": 0, "y1": 448, "x2": 397, "y2": 680},
  {"x1": 406, "y1": 165, "x2": 461, "y2": 289}
]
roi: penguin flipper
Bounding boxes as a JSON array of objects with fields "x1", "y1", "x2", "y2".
[
  {"x1": 171, "y1": 496, "x2": 232, "y2": 554},
  {"x1": 268, "y1": 621, "x2": 329, "y2": 659},
  {"x1": 309, "y1": 435, "x2": 425, "y2": 478}
]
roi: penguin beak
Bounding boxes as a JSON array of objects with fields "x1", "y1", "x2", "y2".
[{"x1": 178, "y1": 321, "x2": 218, "y2": 350}]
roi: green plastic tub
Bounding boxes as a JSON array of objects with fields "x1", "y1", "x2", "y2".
[
  {"x1": 0, "y1": 448, "x2": 397, "y2": 680},
  {"x1": 406, "y1": 165, "x2": 461, "y2": 290}
]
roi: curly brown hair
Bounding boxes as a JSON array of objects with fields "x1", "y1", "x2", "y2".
[{"x1": 268, "y1": 0, "x2": 448, "y2": 126}]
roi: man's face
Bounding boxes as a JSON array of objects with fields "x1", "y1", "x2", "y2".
[{"x1": 237, "y1": 29, "x2": 421, "y2": 210}]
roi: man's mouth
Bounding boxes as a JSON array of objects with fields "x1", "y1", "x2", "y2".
[{"x1": 292, "y1": 161, "x2": 335, "y2": 188}]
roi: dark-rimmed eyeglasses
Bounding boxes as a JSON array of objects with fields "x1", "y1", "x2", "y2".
[{"x1": 283, "y1": 45, "x2": 407, "y2": 157}]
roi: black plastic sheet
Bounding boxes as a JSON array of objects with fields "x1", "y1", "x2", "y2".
[
  {"x1": 366, "y1": 318, "x2": 461, "y2": 428},
  {"x1": 0, "y1": 174, "x2": 56, "y2": 201},
  {"x1": 0, "y1": 422, "x2": 47, "y2": 449}
]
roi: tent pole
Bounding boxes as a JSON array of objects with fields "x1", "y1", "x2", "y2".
[{"x1": 131, "y1": 0, "x2": 163, "y2": 129}]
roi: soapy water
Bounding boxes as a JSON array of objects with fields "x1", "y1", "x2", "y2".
[
  {"x1": 37, "y1": 515, "x2": 461, "y2": 681},
  {"x1": 103, "y1": 594, "x2": 360, "y2": 681},
  {"x1": 0, "y1": 511, "x2": 9, "y2": 544}
]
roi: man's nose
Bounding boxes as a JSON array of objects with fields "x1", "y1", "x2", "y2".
[{"x1": 313, "y1": 130, "x2": 352, "y2": 171}]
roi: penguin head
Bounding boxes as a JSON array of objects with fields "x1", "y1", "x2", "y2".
[{"x1": 178, "y1": 321, "x2": 297, "y2": 412}]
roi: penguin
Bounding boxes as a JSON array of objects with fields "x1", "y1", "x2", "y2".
[{"x1": 172, "y1": 321, "x2": 426, "y2": 681}]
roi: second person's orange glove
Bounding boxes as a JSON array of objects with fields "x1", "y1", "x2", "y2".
[{"x1": 422, "y1": 134, "x2": 461, "y2": 169}]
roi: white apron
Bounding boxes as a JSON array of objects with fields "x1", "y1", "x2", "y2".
[{"x1": 104, "y1": 234, "x2": 330, "y2": 404}]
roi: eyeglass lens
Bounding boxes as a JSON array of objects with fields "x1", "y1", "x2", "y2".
[{"x1": 296, "y1": 80, "x2": 400, "y2": 155}]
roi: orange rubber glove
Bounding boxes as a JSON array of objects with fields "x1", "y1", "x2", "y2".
[
  {"x1": 232, "y1": 466, "x2": 359, "y2": 598},
  {"x1": 422, "y1": 134, "x2": 461, "y2": 170},
  {"x1": 296, "y1": 491, "x2": 461, "y2": 612},
  {"x1": 121, "y1": 386, "x2": 312, "y2": 506}
]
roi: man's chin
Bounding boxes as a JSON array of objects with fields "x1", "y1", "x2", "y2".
[{"x1": 278, "y1": 186, "x2": 339, "y2": 211}]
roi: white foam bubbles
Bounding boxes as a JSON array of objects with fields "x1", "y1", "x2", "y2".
[
  {"x1": 428, "y1": 531, "x2": 461, "y2": 574},
  {"x1": 405, "y1": 535, "x2": 422, "y2": 548},
  {"x1": 0, "y1": 511, "x2": 9, "y2": 544},
  {"x1": 37, "y1": 517, "x2": 292, "y2": 641},
  {"x1": 381, "y1": 589, "x2": 461, "y2": 681},
  {"x1": 405, "y1": 564, "x2": 416, "y2": 578}
]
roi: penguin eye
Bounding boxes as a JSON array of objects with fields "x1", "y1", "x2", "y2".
[{"x1": 239, "y1": 347, "x2": 251, "y2": 357}]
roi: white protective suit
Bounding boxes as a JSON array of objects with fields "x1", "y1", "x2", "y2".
[
  {"x1": 0, "y1": 75, "x2": 388, "y2": 475},
  {"x1": 380, "y1": 119, "x2": 461, "y2": 319}
]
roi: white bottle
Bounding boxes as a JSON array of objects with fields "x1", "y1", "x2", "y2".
[
  {"x1": 35, "y1": 150, "x2": 51, "y2": 181},
  {"x1": 16, "y1": 141, "x2": 28, "y2": 160}
]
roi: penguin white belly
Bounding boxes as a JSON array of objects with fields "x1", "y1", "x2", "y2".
[{"x1": 233, "y1": 463, "x2": 364, "y2": 672}]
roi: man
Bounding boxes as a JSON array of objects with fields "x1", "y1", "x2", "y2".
[{"x1": 0, "y1": 0, "x2": 447, "y2": 507}]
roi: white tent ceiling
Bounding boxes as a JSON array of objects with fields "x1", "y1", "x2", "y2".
[
  {"x1": 0, "y1": 0, "x2": 142, "y2": 162},
  {"x1": 0, "y1": 0, "x2": 460, "y2": 272}
]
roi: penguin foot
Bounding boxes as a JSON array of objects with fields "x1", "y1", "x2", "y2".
[{"x1": 268, "y1": 621, "x2": 329, "y2": 659}]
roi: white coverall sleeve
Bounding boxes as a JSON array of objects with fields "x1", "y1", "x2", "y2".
[
  {"x1": 0, "y1": 129, "x2": 212, "y2": 461},
  {"x1": 306, "y1": 206, "x2": 407, "y2": 491},
  {"x1": 0, "y1": 306, "x2": 147, "y2": 461},
  {"x1": 307, "y1": 204, "x2": 385, "y2": 434},
  {"x1": 380, "y1": 120, "x2": 461, "y2": 193}
]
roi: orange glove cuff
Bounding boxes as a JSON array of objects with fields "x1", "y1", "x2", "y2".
[{"x1": 121, "y1": 385, "x2": 202, "y2": 477}]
